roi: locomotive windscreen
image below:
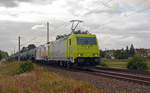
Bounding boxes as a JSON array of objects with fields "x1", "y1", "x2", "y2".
[{"x1": 77, "y1": 37, "x2": 97, "y2": 45}]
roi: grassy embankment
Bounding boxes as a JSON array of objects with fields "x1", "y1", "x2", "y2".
[
  {"x1": 101, "y1": 59, "x2": 150, "y2": 69},
  {"x1": 0, "y1": 61, "x2": 100, "y2": 93}
]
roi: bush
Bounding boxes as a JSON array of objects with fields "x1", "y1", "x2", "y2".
[
  {"x1": 106, "y1": 56, "x2": 111, "y2": 59},
  {"x1": 99, "y1": 61, "x2": 108, "y2": 67},
  {"x1": 7, "y1": 58, "x2": 14, "y2": 63},
  {"x1": 17, "y1": 61, "x2": 34, "y2": 74},
  {"x1": 0, "y1": 53, "x2": 2, "y2": 60},
  {"x1": 127, "y1": 56, "x2": 149, "y2": 70}
]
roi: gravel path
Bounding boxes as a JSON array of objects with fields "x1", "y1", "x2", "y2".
[{"x1": 42, "y1": 65, "x2": 150, "y2": 93}]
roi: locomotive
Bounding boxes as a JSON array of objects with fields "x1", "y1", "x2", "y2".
[{"x1": 36, "y1": 34, "x2": 100, "y2": 67}]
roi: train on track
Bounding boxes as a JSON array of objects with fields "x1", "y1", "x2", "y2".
[{"x1": 12, "y1": 21, "x2": 100, "y2": 68}]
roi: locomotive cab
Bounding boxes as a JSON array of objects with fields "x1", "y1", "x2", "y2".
[{"x1": 65, "y1": 34, "x2": 100, "y2": 66}]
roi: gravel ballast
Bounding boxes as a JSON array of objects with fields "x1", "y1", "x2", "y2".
[{"x1": 43, "y1": 65, "x2": 150, "y2": 93}]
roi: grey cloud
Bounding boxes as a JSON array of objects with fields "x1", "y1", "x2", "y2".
[
  {"x1": 84, "y1": 0, "x2": 150, "y2": 16},
  {"x1": 64, "y1": 0, "x2": 119, "y2": 16},
  {"x1": 0, "y1": 0, "x2": 52, "y2": 7},
  {"x1": 0, "y1": 0, "x2": 18, "y2": 7},
  {"x1": 0, "y1": 21, "x2": 36, "y2": 54},
  {"x1": 0, "y1": 20, "x2": 71, "y2": 54},
  {"x1": 84, "y1": 0, "x2": 121, "y2": 16},
  {"x1": 97, "y1": 25, "x2": 150, "y2": 39},
  {"x1": 120, "y1": 0, "x2": 150, "y2": 11},
  {"x1": 84, "y1": 17, "x2": 150, "y2": 49},
  {"x1": 85, "y1": 9, "x2": 121, "y2": 15}
]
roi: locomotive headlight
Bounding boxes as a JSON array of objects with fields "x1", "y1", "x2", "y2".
[
  {"x1": 78, "y1": 54, "x2": 83, "y2": 57},
  {"x1": 94, "y1": 54, "x2": 98, "y2": 56}
]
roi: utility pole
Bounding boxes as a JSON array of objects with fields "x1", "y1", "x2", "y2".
[
  {"x1": 14, "y1": 48, "x2": 15, "y2": 55},
  {"x1": 47, "y1": 22, "x2": 50, "y2": 44},
  {"x1": 18, "y1": 36, "x2": 21, "y2": 61}
]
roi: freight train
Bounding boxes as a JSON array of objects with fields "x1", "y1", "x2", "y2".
[
  {"x1": 12, "y1": 33, "x2": 100, "y2": 68},
  {"x1": 12, "y1": 20, "x2": 100, "y2": 68}
]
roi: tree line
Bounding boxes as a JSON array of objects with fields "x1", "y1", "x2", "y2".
[
  {"x1": 101, "y1": 44, "x2": 136, "y2": 59},
  {"x1": 0, "y1": 50, "x2": 8, "y2": 61},
  {"x1": 20, "y1": 44, "x2": 36, "y2": 53}
]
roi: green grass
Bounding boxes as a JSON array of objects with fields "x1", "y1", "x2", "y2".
[
  {"x1": 0, "y1": 61, "x2": 46, "y2": 76},
  {"x1": 146, "y1": 59, "x2": 150, "y2": 69},
  {"x1": 0, "y1": 62, "x2": 21, "y2": 76},
  {"x1": 147, "y1": 63, "x2": 150, "y2": 69},
  {"x1": 101, "y1": 59, "x2": 128, "y2": 69},
  {"x1": 0, "y1": 61, "x2": 100, "y2": 93},
  {"x1": 102, "y1": 59, "x2": 128, "y2": 63},
  {"x1": 101, "y1": 59, "x2": 150, "y2": 69}
]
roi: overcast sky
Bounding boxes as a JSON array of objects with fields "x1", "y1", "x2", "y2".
[{"x1": 0, "y1": 0, "x2": 150, "y2": 55}]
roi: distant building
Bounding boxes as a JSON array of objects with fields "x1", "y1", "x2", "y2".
[
  {"x1": 0, "y1": 58, "x2": 6, "y2": 62},
  {"x1": 105, "y1": 50, "x2": 115, "y2": 59},
  {"x1": 146, "y1": 49, "x2": 150, "y2": 56},
  {"x1": 135, "y1": 49, "x2": 150, "y2": 57}
]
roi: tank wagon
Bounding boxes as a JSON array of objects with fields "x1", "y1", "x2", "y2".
[
  {"x1": 18, "y1": 49, "x2": 36, "y2": 60},
  {"x1": 35, "y1": 34, "x2": 100, "y2": 67}
]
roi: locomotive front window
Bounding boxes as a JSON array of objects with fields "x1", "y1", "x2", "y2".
[{"x1": 77, "y1": 37, "x2": 97, "y2": 45}]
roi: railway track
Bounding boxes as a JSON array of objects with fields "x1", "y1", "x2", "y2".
[
  {"x1": 37, "y1": 63, "x2": 150, "y2": 86},
  {"x1": 38, "y1": 63, "x2": 150, "y2": 92},
  {"x1": 87, "y1": 67, "x2": 150, "y2": 86},
  {"x1": 95, "y1": 66, "x2": 150, "y2": 76}
]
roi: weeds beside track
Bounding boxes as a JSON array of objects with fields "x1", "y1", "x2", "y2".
[{"x1": 39, "y1": 62, "x2": 150, "y2": 86}]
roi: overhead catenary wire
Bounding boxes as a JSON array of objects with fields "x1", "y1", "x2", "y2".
[
  {"x1": 18, "y1": 19, "x2": 70, "y2": 49},
  {"x1": 21, "y1": 37, "x2": 38, "y2": 47}
]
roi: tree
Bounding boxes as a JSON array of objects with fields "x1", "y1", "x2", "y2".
[
  {"x1": 100, "y1": 50, "x2": 106, "y2": 58},
  {"x1": 126, "y1": 46, "x2": 129, "y2": 53},
  {"x1": 0, "y1": 52, "x2": 2, "y2": 60},
  {"x1": 28, "y1": 44, "x2": 36, "y2": 50},
  {"x1": 114, "y1": 50, "x2": 122, "y2": 59},
  {"x1": 139, "y1": 49, "x2": 148, "y2": 57},
  {"x1": 129, "y1": 44, "x2": 135, "y2": 57},
  {"x1": 0, "y1": 51, "x2": 8, "y2": 60},
  {"x1": 114, "y1": 49, "x2": 127, "y2": 59},
  {"x1": 20, "y1": 44, "x2": 36, "y2": 53},
  {"x1": 125, "y1": 46, "x2": 129, "y2": 58},
  {"x1": 127, "y1": 56, "x2": 149, "y2": 70},
  {"x1": 5, "y1": 52, "x2": 9, "y2": 57},
  {"x1": 21, "y1": 47, "x2": 28, "y2": 53}
]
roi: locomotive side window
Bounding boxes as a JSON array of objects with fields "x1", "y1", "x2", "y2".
[{"x1": 77, "y1": 37, "x2": 96, "y2": 45}]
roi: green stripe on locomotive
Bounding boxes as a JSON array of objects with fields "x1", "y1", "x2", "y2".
[{"x1": 65, "y1": 34, "x2": 100, "y2": 63}]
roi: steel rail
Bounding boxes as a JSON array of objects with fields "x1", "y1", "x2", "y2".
[{"x1": 87, "y1": 67, "x2": 150, "y2": 85}]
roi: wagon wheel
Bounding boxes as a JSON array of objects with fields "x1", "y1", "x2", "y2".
[
  {"x1": 66, "y1": 62, "x2": 70, "y2": 69},
  {"x1": 59, "y1": 61, "x2": 63, "y2": 67},
  {"x1": 66, "y1": 62, "x2": 72, "y2": 69}
]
